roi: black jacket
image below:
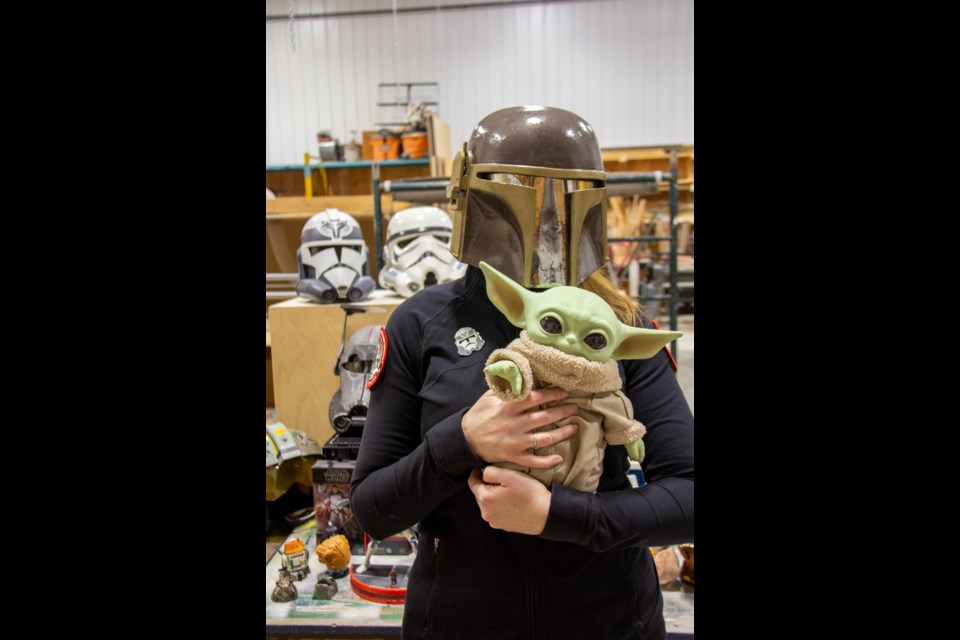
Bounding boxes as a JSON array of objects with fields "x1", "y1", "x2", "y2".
[{"x1": 351, "y1": 266, "x2": 694, "y2": 640}]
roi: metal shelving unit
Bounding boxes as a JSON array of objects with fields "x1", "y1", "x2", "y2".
[
  {"x1": 371, "y1": 150, "x2": 682, "y2": 356},
  {"x1": 375, "y1": 82, "x2": 439, "y2": 126},
  {"x1": 266, "y1": 158, "x2": 429, "y2": 198}
]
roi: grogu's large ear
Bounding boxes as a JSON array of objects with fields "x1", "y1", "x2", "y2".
[
  {"x1": 611, "y1": 326, "x2": 683, "y2": 360},
  {"x1": 479, "y1": 261, "x2": 529, "y2": 328}
]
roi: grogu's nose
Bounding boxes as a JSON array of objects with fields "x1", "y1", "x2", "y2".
[{"x1": 565, "y1": 334, "x2": 578, "y2": 346}]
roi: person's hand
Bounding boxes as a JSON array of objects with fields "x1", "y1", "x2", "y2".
[
  {"x1": 467, "y1": 466, "x2": 551, "y2": 535},
  {"x1": 462, "y1": 388, "x2": 579, "y2": 467}
]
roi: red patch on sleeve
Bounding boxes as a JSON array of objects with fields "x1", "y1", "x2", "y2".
[
  {"x1": 366, "y1": 326, "x2": 389, "y2": 389},
  {"x1": 650, "y1": 319, "x2": 679, "y2": 373}
]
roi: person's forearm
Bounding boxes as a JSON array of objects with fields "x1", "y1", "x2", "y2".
[
  {"x1": 539, "y1": 477, "x2": 694, "y2": 550},
  {"x1": 351, "y1": 409, "x2": 479, "y2": 539}
]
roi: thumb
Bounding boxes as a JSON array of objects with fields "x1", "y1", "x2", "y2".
[
  {"x1": 467, "y1": 467, "x2": 484, "y2": 494},
  {"x1": 481, "y1": 465, "x2": 513, "y2": 486}
]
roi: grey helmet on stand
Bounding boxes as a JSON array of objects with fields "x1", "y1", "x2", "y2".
[{"x1": 329, "y1": 324, "x2": 384, "y2": 433}]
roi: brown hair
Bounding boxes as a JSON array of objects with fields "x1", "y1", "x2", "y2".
[{"x1": 579, "y1": 269, "x2": 644, "y2": 327}]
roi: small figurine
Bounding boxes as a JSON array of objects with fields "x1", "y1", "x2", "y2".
[
  {"x1": 389, "y1": 566, "x2": 398, "y2": 588},
  {"x1": 316, "y1": 533, "x2": 352, "y2": 579},
  {"x1": 354, "y1": 534, "x2": 414, "y2": 574},
  {"x1": 353, "y1": 538, "x2": 379, "y2": 574},
  {"x1": 315, "y1": 490, "x2": 361, "y2": 542},
  {"x1": 271, "y1": 567, "x2": 298, "y2": 603},
  {"x1": 480, "y1": 261, "x2": 682, "y2": 493},
  {"x1": 280, "y1": 538, "x2": 311, "y2": 581},
  {"x1": 313, "y1": 574, "x2": 339, "y2": 600}
]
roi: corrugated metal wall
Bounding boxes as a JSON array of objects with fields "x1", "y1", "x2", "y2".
[{"x1": 266, "y1": 0, "x2": 693, "y2": 165}]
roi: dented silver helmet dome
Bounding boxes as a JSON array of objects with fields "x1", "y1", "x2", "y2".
[{"x1": 329, "y1": 324, "x2": 383, "y2": 433}]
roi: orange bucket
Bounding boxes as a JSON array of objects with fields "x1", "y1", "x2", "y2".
[
  {"x1": 401, "y1": 131, "x2": 429, "y2": 159},
  {"x1": 372, "y1": 130, "x2": 400, "y2": 161}
]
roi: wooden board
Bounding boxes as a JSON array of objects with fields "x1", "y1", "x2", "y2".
[
  {"x1": 266, "y1": 170, "x2": 309, "y2": 198},
  {"x1": 601, "y1": 145, "x2": 695, "y2": 184},
  {"x1": 600, "y1": 145, "x2": 694, "y2": 162},
  {"x1": 426, "y1": 112, "x2": 451, "y2": 165},
  {"x1": 267, "y1": 195, "x2": 391, "y2": 216}
]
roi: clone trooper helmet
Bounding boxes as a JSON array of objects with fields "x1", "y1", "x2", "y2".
[
  {"x1": 377, "y1": 206, "x2": 467, "y2": 297},
  {"x1": 297, "y1": 209, "x2": 376, "y2": 303},
  {"x1": 446, "y1": 105, "x2": 608, "y2": 288},
  {"x1": 329, "y1": 324, "x2": 383, "y2": 433}
]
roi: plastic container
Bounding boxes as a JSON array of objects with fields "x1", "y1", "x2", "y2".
[
  {"x1": 401, "y1": 131, "x2": 428, "y2": 159},
  {"x1": 371, "y1": 130, "x2": 400, "y2": 161},
  {"x1": 343, "y1": 143, "x2": 361, "y2": 162}
]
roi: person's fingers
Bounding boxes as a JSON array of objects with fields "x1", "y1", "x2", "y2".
[
  {"x1": 517, "y1": 386, "x2": 569, "y2": 411},
  {"x1": 521, "y1": 404, "x2": 579, "y2": 430},
  {"x1": 480, "y1": 465, "x2": 511, "y2": 485},
  {"x1": 516, "y1": 452, "x2": 564, "y2": 468},
  {"x1": 536, "y1": 422, "x2": 580, "y2": 446},
  {"x1": 467, "y1": 467, "x2": 485, "y2": 495},
  {"x1": 518, "y1": 423, "x2": 579, "y2": 452}
]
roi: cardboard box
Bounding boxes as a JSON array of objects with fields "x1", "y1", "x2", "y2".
[{"x1": 312, "y1": 459, "x2": 364, "y2": 549}]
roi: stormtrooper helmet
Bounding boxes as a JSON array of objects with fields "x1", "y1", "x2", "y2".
[
  {"x1": 297, "y1": 209, "x2": 376, "y2": 303},
  {"x1": 378, "y1": 206, "x2": 466, "y2": 297}
]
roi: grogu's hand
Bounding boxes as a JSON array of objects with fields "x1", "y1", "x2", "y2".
[
  {"x1": 484, "y1": 361, "x2": 523, "y2": 396},
  {"x1": 625, "y1": 438, "x2": 645, "y2": 463}
]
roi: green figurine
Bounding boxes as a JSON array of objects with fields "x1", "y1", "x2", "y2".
[{"x1": 480, "y1": 261, "x2": 682, "y2": 493}]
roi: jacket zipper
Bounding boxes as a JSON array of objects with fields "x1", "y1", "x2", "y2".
[{"x1": 424, "y1": 536, "x2": 441, "y2": 636}]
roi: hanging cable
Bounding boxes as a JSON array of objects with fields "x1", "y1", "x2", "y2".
[
  {"x1": 392, "y1": 0, "x2": 402, "y2": 110},
  {"x1": 288, "y1": 0, "x2": 297, "y2": 52}
]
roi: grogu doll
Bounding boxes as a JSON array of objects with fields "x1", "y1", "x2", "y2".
[{"x1": 480, "y1": 261, "x2": 681, "y2": 493}]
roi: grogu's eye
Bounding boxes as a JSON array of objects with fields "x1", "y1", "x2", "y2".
[
  {"x1": 584, "y1": 333, "x2": 607, "y2": 350},
  {"x1": 540, "y1": 316, "x2": 562, "y2": 334}
]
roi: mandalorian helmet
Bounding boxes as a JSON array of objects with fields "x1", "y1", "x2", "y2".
[
  {"x1": 297, "y1": 209, "x2": 376, "y2": 303},
  {"x1": 446, "y1": 105, "x2": 607, "y2": 288},
  {"x1": 378, "y1": 206, "x2": 467, "y2": 297}
]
